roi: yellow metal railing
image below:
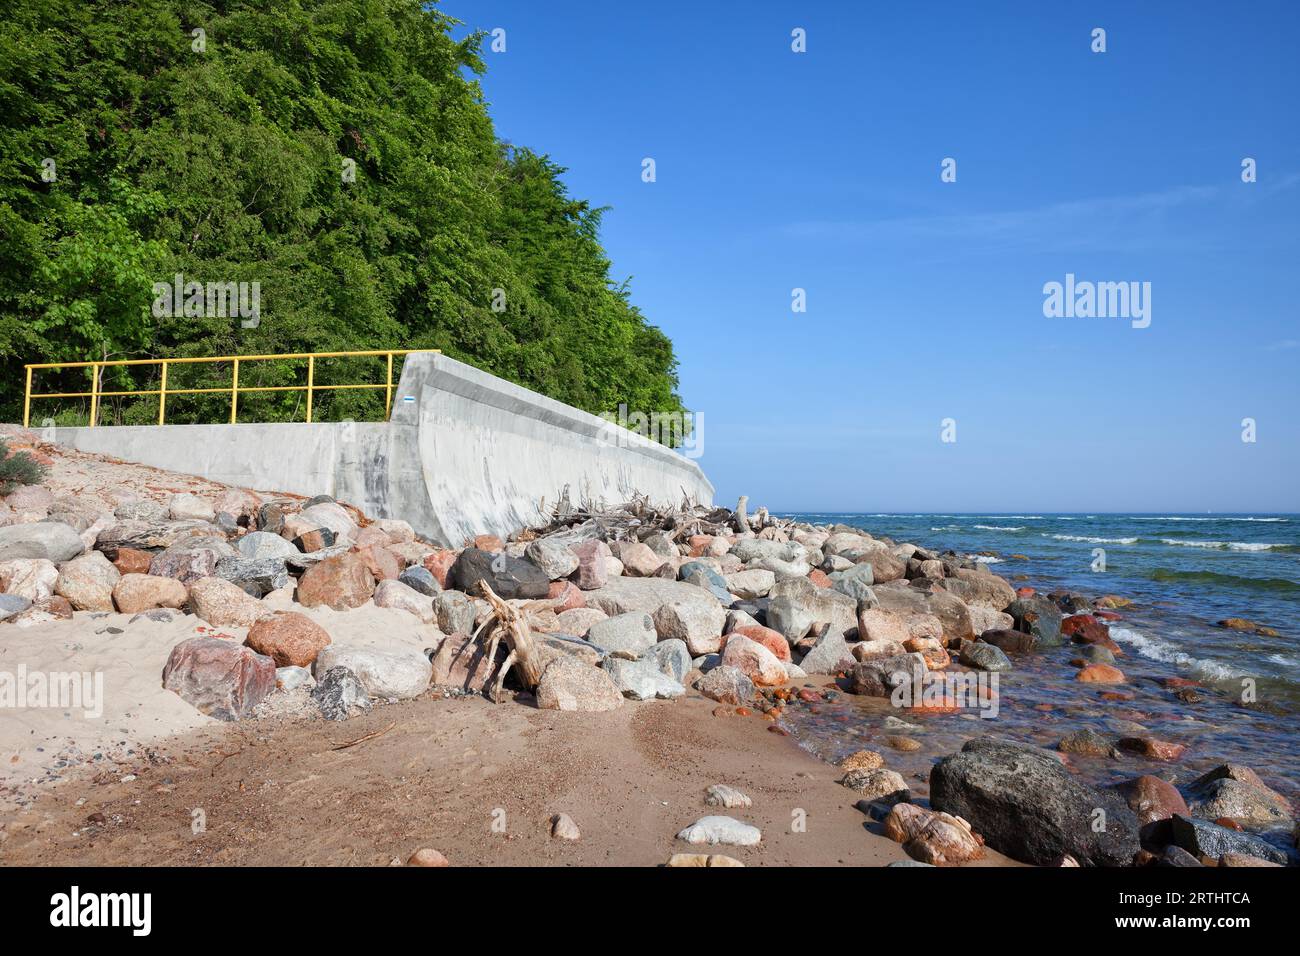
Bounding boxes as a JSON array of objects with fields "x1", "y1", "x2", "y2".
[{"x1": 22, "y1": 349, "x2": 439, "y2": 428}]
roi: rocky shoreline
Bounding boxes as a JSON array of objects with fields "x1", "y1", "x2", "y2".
[{"x1": 0, "y1": 430, "x2": 1295, "y2": 867}]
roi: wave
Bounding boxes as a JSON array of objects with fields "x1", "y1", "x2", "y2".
[
  {"x1": 1047, "y1": 534, "x2": 1138, "y2": 544},
  {"x1": 971, "y1": 555, "x2": 1004, "y2": 564},
  {"x1": 1109, "y1": 627, "x2": 1245, "y2": 680},
  {"x1": 1129, "y1": 516, "x2": 1290, "y2": 523},
  {"x1": 1158, "y1": 539, "x2": 1294, "y2": 552},
  {"x1": 1147, "y1": 568, "x2": 1300, "y2": 594},
  {"x1": 973, "y1": 525, "x2": 1024, "y2": 531}
]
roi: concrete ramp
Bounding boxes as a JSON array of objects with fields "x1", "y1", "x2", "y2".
[{"x1": 50, "y1": 353, "x2": 713, "y2": 546}]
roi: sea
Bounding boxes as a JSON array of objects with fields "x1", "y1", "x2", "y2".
[{"x1": 773, "y1": 512, "x2": 1300, "y2": 811}]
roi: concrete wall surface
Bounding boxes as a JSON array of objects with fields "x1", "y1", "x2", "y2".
[{"x1": 49, "y1": 353, "x2": 713, "y2": 545}]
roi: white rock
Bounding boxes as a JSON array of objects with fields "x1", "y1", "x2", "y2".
[
  {"x1": 676, "y1": 815, "x2": 761, "y2": 847},
  {"x1": 705, "y1": 785, "x2": 752, "y2": 809}
]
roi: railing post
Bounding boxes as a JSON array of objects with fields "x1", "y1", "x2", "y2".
[
  {"x1": 306, "y1": 355, "x2": 314, "y2": 423},
  {"x1": 22, "y1": 366, "x2": 32, "y2": 429},
  {"x1": 88, "y1": 362, "x2": 99, "y2": 428},
  {"x1": 158, "y1": 361, "x2": 168, "y2": 425},
  {"x1": 385, "y1": 352, "x2": 394, "y2": 419},
  {"x1": 230, "y1": 358, "x2": 240, "y2": 424}
]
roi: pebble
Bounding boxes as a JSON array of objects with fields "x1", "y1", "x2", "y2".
[{"x1": 550, "y1": 813, "x2": 581, "y2": 841}]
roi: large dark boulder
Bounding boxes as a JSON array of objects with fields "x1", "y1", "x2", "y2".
[
  {"x1": 1168, "y1": 815, "x2": 1290, "y2": 865},
  {"x1": 1005, "y1": 595, "x2": 1064, "y2": 647},
  {"x1": 450, "y1": 547, "x2": 550, "y2": 600},
  {"x1": 930, "y1": 737, "x2": 1140, "y2": 866}
]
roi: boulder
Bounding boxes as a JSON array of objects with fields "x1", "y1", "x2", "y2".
[
  {"x1": 958, "y1": 641, "x2": 1013, "y2": 672},
  {"x1": 311, "y1": 666, "x2": 372, "y2": 721},
  {"x1": 930, "y1": 737, "x2": 1140, "y2": 866},
  {"x1": 728, "y1": 624, "x2": 791, "y2": 662},
  {"x1": 612, "y1": 540, "x2": 665, "y2": 577},
  {"x1": 168, "y1": 493, "x2": 215, "y2": 522},
  {"x1": 149, "y1": 537, "x2": 235, "y2": 583},
  {"x1": 797, "y1": 628, "x2": 855, "y2": 674},
  {"x1": 53, "y1": 551, "x2": 120, "y2": 611},
  {"x1": 0, "y1": 592, "x2": 32, "y2": 620},
  {"x1": 942, "y1": 568, "x2": 1016, "y2": 610},
  {"x1": 694, "y1": 664, "x2": 754, "y2": 705},
  {"x1": 300, "y1": 502, "x2": 358, "y2": 543},
  {"x1": 1185, "y1": 765, "x2": 1293, "y2": 828},
  {"x1": 646, "y1": 639, "x2": 692, "y2": 684},
  {"x1": 585, "y1": 611, "x2": 657, "y2": 658},
  {"x1": 724, "y1": 568, "x2": 775, "y2": 599},
  {"x1": 421, "y1": 549, "x2": 459, "y2": 589},
  {"x1": 0, "y1": 557, "x2": 59, "y2": 601},
  {"x1": 397, "y1": 565, "x2": 440, "y2": 596},
  {"x1": 0, "y1": 521, "x2": 85, "y2": 562},
  {"x1": 602, "y1": 657, "x2": 686, "y2": 700},
  {"x1": 569, "y1": 539, "x2": 612, "y2": 590},
  {"x1": 720, "y1": 633, "x2": 787, "y2": 686},
  {"x1": 841, "y1": 768, "x2": 910, "y2": 804},
  {"x1": 1006, "y1": 595, "x2": 1064, "y2": 647},
  {"x1": 313, "y1": 646, "x2": 432, "y2": 699},
  {"x1": 1111, "y1": 774, "x2": 1189, "y2": 826},
  {"x1": 213, "y1": 488, "x2": 261, "y2": 522},
  {"x1": 676, "y1": 816, "x2": 761, "y2": 847},
  {"x1": 1168, "y1": 815, "x2": 1289, "y2": 865},
  {"x1": 188, "y1": 576, "x2": 269, "y2": 627},
  {"x1": 161, "y1": 635, "x2": 275, "y2": 720},
  {"x1": 112, "y1": 573, "x2": 188, "y2": 614},
  {"x1": 653, "y1": 600, "x2": 727, "y2": 656},
  {"x1": 296, "y1": 552, "x2": 376, "y2": 610},
  {"x1": 372, "y1": 578, "x2": 436, "y2": 623},
  {"x1": 214, "y1": 555, "x2": 290, "y2": 597},
  {"x1": 882, "y1": 803, "x2": 984, "y2": 866},
  {"x1": 847, "y1": 653, "x2": 926, "y2": 697},
  {"x1": 554, "y1": 606, "x2": 607, "y2": 636},
  {"x1": 434, "y1": 590, "x2": 477, "y2": 636},
  {"x1": 524, "y1": 537, "x2": 580, "y2": 581},
  {"x1": 450, "y1": 547, "x2": 549, "y2": 600},
  {"x1": 583, "y1": 575, "x2": 716, "y2": 620},
  {"x1": 244, "y1": 611, "x2": 332, "y2": 668},
  {"x1": 679, "y1": 561, "x2": 732, "y2": 602},
  {"x1": 429, "y1": 632, "x2": 496, "y2": 692},
  {"x1": 535, "y1": 656, "x2": 624, "y2": 712},
  {"x1": 235, "y1": 530, "x2": 299, "y2": 560}
]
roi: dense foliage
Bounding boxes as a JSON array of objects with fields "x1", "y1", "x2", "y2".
[
  {"x1": 0, "y1": 0, "x2": 685, "y2": 429},
  {"x1": 0, "y1": 439, "x2": 47, "y2": 493}
]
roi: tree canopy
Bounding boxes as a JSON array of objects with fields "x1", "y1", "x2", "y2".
[{"x1": 0, "y1": 0, "x2": 686, "y2": 429}]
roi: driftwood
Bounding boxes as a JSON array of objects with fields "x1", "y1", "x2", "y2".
[{"x1": 474, "y1": 580, "x2": 545, "y2": 702}]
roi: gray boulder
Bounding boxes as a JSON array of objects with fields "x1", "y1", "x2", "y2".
[
  {"x1": 930, "y1": 737, "x2": 1140, "y2": 866},
  {"x1": 524, "y1": 537, "x2": 580, "y2": 581},
  {"x1": 602, "y1": 657, "x2": 686, "y2": 700},
  {"x1": 587, "y1": 611, "x2": 658, "y2": 658},
  {"x1": 311, "y1": 666, "x2": 373, "y2": 721},
  {"x1": 215, "y1": 555, "x2": 290, "y2": 597},
  {"x1": 0, "y1": 521, "x2": 85, "y2": 562}
]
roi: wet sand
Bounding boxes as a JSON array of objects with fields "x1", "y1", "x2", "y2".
[{"x1": 0, "y1": 687, "x2": 1016, "y2": 867}]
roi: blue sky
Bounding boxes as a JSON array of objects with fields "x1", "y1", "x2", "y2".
[{"x1": 449, "y1": 1, "x2": 1299, "y2": 513}]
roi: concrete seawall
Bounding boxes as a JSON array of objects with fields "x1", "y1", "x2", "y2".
[{"x1": 49, "y1": 353, "x2": 713, "y2": 546}]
